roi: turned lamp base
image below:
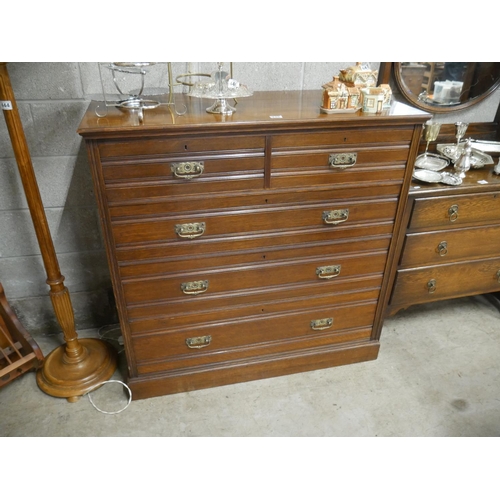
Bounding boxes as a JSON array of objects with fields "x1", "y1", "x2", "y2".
[{"x1": 36, "y1": 338, "x2": 117, "y2": 402}]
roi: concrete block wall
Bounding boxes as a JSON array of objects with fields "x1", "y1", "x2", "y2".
[{"x1": 1, "y1": 62, "x2": 499, "y2": 337}]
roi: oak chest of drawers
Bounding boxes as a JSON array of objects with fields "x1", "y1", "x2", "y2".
[
  {"x1": 387, "y1": 166, "x2": 500, "y2": 315},
  {"x1": 78, "y1": 90, "x2": 428, "y2": 399}
]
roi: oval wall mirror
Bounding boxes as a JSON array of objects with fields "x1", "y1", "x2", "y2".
[{"x1": 394, "y1": 62, "x2": 500, "y2": 113}]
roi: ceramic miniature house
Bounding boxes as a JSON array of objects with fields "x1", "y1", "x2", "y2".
[
  {"x1": 339, "y1": 62, "x2": 379, "y2": 88},
  {"x1": 321, "y1": 63, "x2": 391, "y2": 113},
  {"x1": 321, "y1": 79, "x2": 361, "y2": 111}
]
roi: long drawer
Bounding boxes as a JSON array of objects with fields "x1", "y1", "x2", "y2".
[
  {"x1": 111, "y1": 198, "x2": 399, "y2": 246},
  {"x1": 400, "y1": 224, "x2": 500, "y2": 267},
  {"x1": 125, "y1": 274, "x2": 383, "y2": 323},
  {"x1": 118, "y1": 233, "x2": 392, "y2": 277},
  {"x1": 132, "y1": 300, "x2": 378, "y2": 371},
  {"x1": 115, "y1": 221, "x2": 394, "y2": 263},
  {"x1": 135, "y1": 327, "x2": 375, "y2": 376},
  {"x1": 127, "y1": 286, "x2": 382, "y2": 335},
  {"x1": 408, "y1": 192, "x2": 500, "y2": 231},
  {"x1": 390, "y1": 257, "x2": 500, "y2": 307},
  {"x1": 121, "y1": 250, "x2": 389, "y2": 305},
  {"x1": 108, "y1": 184, "x2": 403, "y2": 219}
]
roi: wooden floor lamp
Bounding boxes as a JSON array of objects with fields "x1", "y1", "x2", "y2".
[{"x1": 0, "y1": 62, "x2": 117, "y2": 402}]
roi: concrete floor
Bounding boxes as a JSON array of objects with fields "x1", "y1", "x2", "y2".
[{"x1": 1, "y1": 295, "x2": 499, "y2": 437}]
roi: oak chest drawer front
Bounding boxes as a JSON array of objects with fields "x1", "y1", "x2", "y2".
[
  {"x1": 272, "y1": 128, "x2": 414, "y2": 149},
  {"x1": 108, "y1": 183, "x2": 402, "y2": 220},
  {"x1": 121, "y1": 250, "x2": 389, "y2": 305},
  {"x1": 125, "y1": 275, "x2": 383, "y2": 325},
  {"x1": 271, "y1": 147, "x2": 407, "y2": 189},
  {"x1": 390, "y1": 257, "x2": 500, "y2": 307},
  {"x1": 111, "y1": 198, "x2": 399, "y2": 246},
  {"x1": 131, "y1": 301, "x2": 378, "y2": 368},
  {"x1": 136, "y1": 327, "x2": 374, "y2": 376},
  {"x1": 115, "y1": 221, "x2": 394, "y2": 264},
  {"x1": 400, "y1": 225, "x2": 500, "y2": 268},
  {"x1": 118, "y1": 234, "x2": 392, "y2": 278},
  {"x1": 103, "y1": 157, "x2": 265, "y2": 201},
  {"x1": 98, "y1": 135, "x2": 266, "y2": 159},
  {"x1": 127, "y1": 286, "x2": 381, "y2": 335},
  {"x1": 409, "y1": 192, "x2": 500, "y2": 230}
]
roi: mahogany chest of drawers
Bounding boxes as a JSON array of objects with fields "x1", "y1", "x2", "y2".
[
  {"x1": 387, "y1": 166, "x2": 500, "y2": 315},
  {"x1": 78, "y1": 90, "x2": 428, "y2": 399}
]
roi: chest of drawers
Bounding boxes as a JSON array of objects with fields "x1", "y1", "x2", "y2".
[
  {"x1": 387, "y1": 166, "x2": 500, "y2": 315},
  {"x1": 78, "y1": 90, "x2": 427, "y2": 399}
]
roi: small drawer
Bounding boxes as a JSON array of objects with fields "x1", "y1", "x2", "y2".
[
  {"x1": 121, "y1": 250, "x2": 389, "y2": 305},
  {"x1": 390, "y1": 257, "x2": 500, "y2": 307},
  {"x1": 131, "y1": 301, "x2": 378, "y2": 369},
  {"x1": 409, "y1": 192, "x2": 500, "y2": 230},
  {"x1": 104, "y1": 156, "x2": 265, "y2": 201},
  {"x1": 272, "y1": 127, "x2": 414, "y2": 149},
  {"x1": 111, "y1": 198, "x2": 399, "y2": 246},
  {"x1": 98, "y1": 134, "x2": 266, "y2": 159},
  {"x1": 271, "y1": 147, "x2": 407, "y2": 189},
  {"x1": 103, "y1": 155, "x2": 264, "y2": 183},
  {"x1": 400, "y1": 225, "x2": 500, "y2": 268}
]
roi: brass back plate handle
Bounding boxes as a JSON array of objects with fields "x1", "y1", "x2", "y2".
[
  {"x1": 181, "y1": 280, "x2": 209, "y2": 295},
  {"x1": 186, "y1": 335, "x2": 212, "y2": 349},
  {"x1": 427, "y1": 279, "x2": 437, "y2": 293},
  {"x1": 316, "y1": 265, "x2": 341, "y2": 279},
  {"x1": 175, "y1": 222, "x2": 206, "y2": 239},
  {"x1": 310, "y1": 318, "x2": 333, "y2": 331},
  {"x1": 171, "y1": 161, "x2": 204, "y2": 179},
  {"x1": 322, "y1": 209, "x2": 349, "y2": 226},
  {"x1": 329, "y1": 152, "x2": 357, "y2": 169}
]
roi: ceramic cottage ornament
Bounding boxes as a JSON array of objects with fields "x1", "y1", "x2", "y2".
[
  {"x1": 321, "y1": 63, "x2": 391, "y2": 114},
  {"x1": 339, "y1": 62, "x2": 378, "y2": 87}
]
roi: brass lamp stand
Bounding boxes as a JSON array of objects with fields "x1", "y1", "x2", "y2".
[{"x1": 0, "y1": 62, "x2": 117, "y2": 402}]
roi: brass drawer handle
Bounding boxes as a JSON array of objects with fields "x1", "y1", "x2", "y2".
[
  {"x1": 171, "y1": 161, "x2": 204, "y2": 179},
  {"x1": 437, "y1": 241, "x2": 448, "y2": 256},
  {"x1": 448, "y1": 204, "x2": 458, "y2": 222},
  {"x1": 181, "y1": 280, "x2": 209, "y2": 295},
  {"x1": 175, "y1": 222, "x2": 206, "y2": 239},
  {"x1": 496, "y1": 270, "x2": 500, "y2": 283},
  {"x1": 427, "y1": 279, "x2": 437, "y2": 293},
  {"x1": 186, "y1": 335, "x2": 212, "y2": 349},
  {"x1": 322, "y1": 209, "x2": 349, "y2": 225},
  {"x1": 316, "y1": 264, "x2": 341, "y2": 279},
  {"x1": 311, "y1": 318, "x2": 333, "y2": 331},
  {"x1": 329, "y1": 152, "x2": 357, "y2": 169}
]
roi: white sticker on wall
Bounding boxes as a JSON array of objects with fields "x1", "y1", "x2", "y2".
[{"x1": 1, "y1": 101, "x2": 13, "y2": 110}]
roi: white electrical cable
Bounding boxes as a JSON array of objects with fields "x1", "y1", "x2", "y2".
[{"x1": 86, "y1": 380, "x2": 132, "y2": 415}]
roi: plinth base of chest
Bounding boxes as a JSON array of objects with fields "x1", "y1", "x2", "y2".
[{"x1": 126, "y1": 340, "x2": 380, "y2": 400}]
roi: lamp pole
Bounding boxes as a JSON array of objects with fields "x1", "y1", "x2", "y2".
[{"x1": 0, "y1": 62, "x2": 117, "y2": 402}]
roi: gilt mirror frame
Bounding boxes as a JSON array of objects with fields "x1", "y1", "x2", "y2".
[{"x1": 381, "y1": 62, "x2": 500, "y2": 114}]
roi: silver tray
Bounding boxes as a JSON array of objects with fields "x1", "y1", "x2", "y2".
[
  {"x1": 412, "y1": 169, "x2": 462, "y2": 186},
  {"x1": 437, "y1": 143, "x2": 494, "y2": 168},
  {"x1": 414, "y1": 153, "x2": 450, "y2": 171}
]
